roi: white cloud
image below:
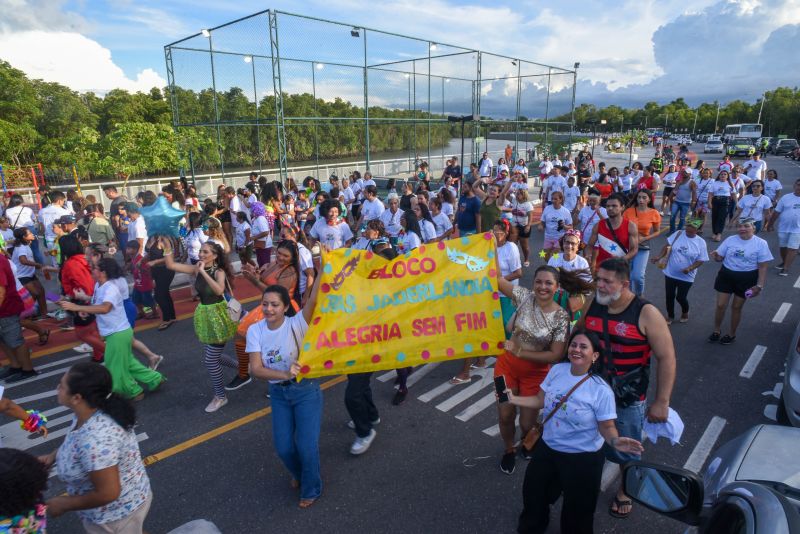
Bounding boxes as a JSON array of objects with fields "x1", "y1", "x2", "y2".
[{"x1": 0, "y1": 30, "x2": 166, "y2": 93}]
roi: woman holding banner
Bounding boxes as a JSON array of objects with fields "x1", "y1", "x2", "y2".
[
  {"x1": 247, "y1": 269, "x2": 322, "y2": 509},
  {"x1": 494, "y1": 265, "x2": 570, "y2": 476}
]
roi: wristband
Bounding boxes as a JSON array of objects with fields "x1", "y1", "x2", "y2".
[{"x1": 20, "y1": 410, "x2": 48, "y2": 433}]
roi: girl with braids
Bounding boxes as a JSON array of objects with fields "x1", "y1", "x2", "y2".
[
  {"x1": 162, "y1": 239, "x2": 238, "y2": 412},
  {"x1": 61, "y1": 258, "x2": 164, "y2": 400},
  {"x1": 228, "y1": 241, "x2": 303, "y2": 391},
  {"x1": 41, "y1": 362, "x2": 153, "y2": 530}
]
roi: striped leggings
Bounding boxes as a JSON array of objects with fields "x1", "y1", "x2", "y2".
[{"x1": 205, "y1": 343, "x2": 237, "y2": 398}]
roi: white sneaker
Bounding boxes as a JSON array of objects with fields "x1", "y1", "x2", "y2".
[
  {"x1": 346, "y1": 417, "x2": 380, "y2": 430},
  {"x1": 73, "y1": 343, "x2": 93, "y2": 353},
  {"x1": 349, "y1": 429, "x2": 377, "y2": 455},
  {"x1": 204, "y1": 396, "x2": 228, "y2": 413}
]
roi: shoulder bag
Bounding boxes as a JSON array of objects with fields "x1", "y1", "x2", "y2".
[
  {"x1": 223, "y1": 275, "x2": 242, "y2": 323},
  {"x1": 600, "y1": 314, "x2": 648, "y2": 407},
  {"x1": 522, "y1": 373, "x2": 592, "y2": 450}
]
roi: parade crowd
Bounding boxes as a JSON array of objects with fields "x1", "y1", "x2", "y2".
[{"x1": 1, "y1": 140, "x2": 799, "y2": 533}]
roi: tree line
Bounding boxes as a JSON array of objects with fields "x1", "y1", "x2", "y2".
[
  {"x1": 0, "y1": 60, "x2": 458, "y2": 184},
  {"x1": 553, "y1": 90, "x2": 800, "y2": 139}
]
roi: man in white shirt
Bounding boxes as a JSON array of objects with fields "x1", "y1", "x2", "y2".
[
  {"x1": 478, "y1": 153, "x2": 493, "y2": 178},
  {"x1": 742, "y1": 152, "x2": 767, "y2": 182},
  {"x1": 538, "y1": 155, "x2": 554, "y2": 181},
  {"x1": 126, "y1": 203, "x2": 147, "y2": 255},
  {"x1": 38, "y1": 191, "x2": 71, "y2": 265}
]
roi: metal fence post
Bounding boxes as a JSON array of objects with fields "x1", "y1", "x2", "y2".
[
  {"x1": 363, "y1": 28, "x2": 370, "y2": 171},
  {"x1": 206, "y1": 32, "x2": 225, "y2": 177},
  {"x1": 268, "y1": 10, "x2": 289, "y2": 183}
]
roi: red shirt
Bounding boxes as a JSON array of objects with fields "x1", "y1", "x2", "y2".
[
  {"x1": 132, "y1": 254, "x2": 154, "y2": 292},
  {"x1": 595, "y1": 217, "x2": 631, "y2": 266},
  {"x1": 61, "y1": 255, "x2": 94, "y2": 299},
  {"x1": 0, "y1": 254, "x2": 24, "y2": 317}
]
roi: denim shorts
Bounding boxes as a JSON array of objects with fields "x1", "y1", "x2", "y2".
[
  {"x1": 604, "y1": 401, "x2": 645, "y2": 464},
  {"x1": 0, "y1": 315, "x2": 25, "y2": 349}
]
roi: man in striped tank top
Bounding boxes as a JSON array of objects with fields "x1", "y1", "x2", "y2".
[{"x1": 576, "y1": 258, "x2": 676, "y2": 519}]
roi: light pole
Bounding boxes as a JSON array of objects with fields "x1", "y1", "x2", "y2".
[
  {"x1": 568, "y1": 62, "x2": 579, "y2": 150},
  {"x1": 692, "y1": 108, "x2": 698, "y2": 136},
  {"x1": 714, "y1": 102, "x2": 721, "y2": 133},
  {"x1": 757, "y1": 93, "x2": 766, "y2": 124},
  {"x1": 448, "y1": 114, "x2": 477, "y2": 187}
]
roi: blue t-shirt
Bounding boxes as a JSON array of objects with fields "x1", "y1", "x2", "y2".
[{"x1": 456, "y1": 195, "x2": 481, "y2": 232}]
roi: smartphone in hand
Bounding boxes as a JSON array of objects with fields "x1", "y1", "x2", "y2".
[{"x1": 494, "y1": 375, "x2": 509, "y2": 403}]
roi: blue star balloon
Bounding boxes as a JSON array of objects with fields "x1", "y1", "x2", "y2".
[{"x1": 139, "y1": 196, "x2": 184, "y2": 237}]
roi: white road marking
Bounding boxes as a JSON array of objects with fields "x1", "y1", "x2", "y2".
[
  {"x1": 418, "y1": 364, "x2": 493, "y2": 403},
  {"x1": 772, "y1": 303, "x2": 792, "y2": 323},
  {"x1": 435, "y1": 371, "x2": 494, "y2": 412},
  {"x1": 455, "y1": 391, "x2": 497, "y2": 422},
  {"x1": 35, "y1": 353, "x2": 90, "y2": 371},
  {"x1": 482, "y1": 415, "x2": 520, "y2": 437},
  {"x1": 740, "y1": 345, "x2": 767, "y2": 379},
  {"x1": 3, "y1": 360, "x2": 91, "y2": 390},
  {"x1": 794, "y1": 275, "x2": 800, "y2": 289},
  {"x1": 376, "y1": 370, "x2": 397, "y2": 383},
  {"x1": 600, "y1": 461, "x2": 620, "y2": 492},
  {"x1": 12, "y1": 389, "x2": 58, "y2": 404},
  {"x1": 405, "y1": 362, "x2": 442, "y2": 388},
  {"x1": 683, "y1": 416, "x2": 726, "y2": 473},
  {"x1": 762, "y1": 383, "x2": 783, "y2": 399},
  {"x1": 764, "y1": 405, "x2": 778, "y2": 421}
]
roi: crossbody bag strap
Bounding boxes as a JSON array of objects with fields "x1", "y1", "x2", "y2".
[
  {"x1": 581, "y1": 209, "x2": 599, "y2": 235},
  {"x1": 605, "y1": 219, "x2": 628, "y2": 255},
  {"x1": 542, "y1": 374, "x2": 592, "y2": 426},
  {"x1": 601, "y1": 314, "x2": 618, "y2": 379}
]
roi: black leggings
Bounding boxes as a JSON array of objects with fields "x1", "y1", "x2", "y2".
[
  {"x1": 518, "y1": 440, "x2": 605, "y2": 534},
  {"x1": 711, "y1": 197, "x2": 729, "y2": 235},
  {"x1": 664, "y1": 275, "x2": 693, "y2": 319},
  {"x1": 151, "y1": 266, "x2": 176, "y2": 321}
]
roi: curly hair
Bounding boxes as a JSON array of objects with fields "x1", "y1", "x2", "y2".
[{"x1": 0, "y1": 448, "x2": 48, "y2": 517}]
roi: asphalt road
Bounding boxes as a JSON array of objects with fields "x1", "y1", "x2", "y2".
[{"x1": 2, "y1": 150, "x2": 799, "y2": 533}]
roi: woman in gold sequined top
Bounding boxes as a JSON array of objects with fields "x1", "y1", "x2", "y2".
[{"x1": 494, "y1": 265, "x2": 570, "y2": 475}]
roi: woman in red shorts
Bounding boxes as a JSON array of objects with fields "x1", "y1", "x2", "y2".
[{"x1": 494, "y1": 265, "x2": 570, "y2": 475}]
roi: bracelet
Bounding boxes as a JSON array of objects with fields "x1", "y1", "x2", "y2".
[
  {"x1": 164, "y1": 250, "x2": 173, "y2": 255},
  {"x1": 20, "y1": 410, "x2": 48, "y2": 433}
]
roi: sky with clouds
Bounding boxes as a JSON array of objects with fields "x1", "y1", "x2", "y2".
[{"x1": 1, "y1": 0, "x2": 798, "y2": 116}]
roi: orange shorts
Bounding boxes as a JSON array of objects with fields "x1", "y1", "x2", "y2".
[{"x1": 493, "y1": 350, "x2": 549, "y2": 396}]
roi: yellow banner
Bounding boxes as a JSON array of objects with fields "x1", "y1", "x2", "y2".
[{"x1": 297, "y1": 233, "x2": 505, "y2": 379}]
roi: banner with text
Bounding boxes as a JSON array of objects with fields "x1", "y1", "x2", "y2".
[{"x1": 298, "y1": 233, "x2": 505, "y2": 379}]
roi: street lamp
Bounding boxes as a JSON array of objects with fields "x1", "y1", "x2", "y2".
[{"x1": 585, "y1": 119, "x2": 606, "y2": 158}]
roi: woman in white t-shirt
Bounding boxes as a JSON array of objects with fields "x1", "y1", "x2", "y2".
[
  {"x1": 510, "y1": 189, "x2": 535, "y2": 267},
  {"x1": 538, "y1": 191, "x2": 573, "y2": 261},
  {"x1": 512, "y1": 159, "x2": 528, "y2": 177},
  {"x1": 309, "y1": 200, "x2": 353, "y2": 251},
  {"x1": 396, "y1": 211, "x2": 422, "y2": 255},
  {"x1": 185, "y1": 212, "x2": 209, "y2": 264},
  {"x1": 5, "y1": 195, "x2": 40, "y2": 265},
  {"x1": 247, "y1": 274, "x2": 322, "y2": 508},
  {"x1": 576, "y1": 194, "x2": 607, "y2": 256},
  {"x1": 708, "y1": 218, "x2": 772, "y2": 345},
  {"x1": 61, "y1": 258, "x2": 164, "y2": 400},
  {"x1": 708, "y1": 170, "x2": 736, "y2": 242},
  {"x1": 730, "y1": 180, "x2": 772, "y2": 234},
  {"x1": 650, "y1": 218, "x2": 708, "y2": 323},
  {"x1": 508, "y1": 329, "x2": 643, "y2": 533},
  {"x1": 249, "y1": 201, "x2": 273, "y2": 267},
  {"x1": 429, "y1": 198, "x2": 454, "y2": 241},
  {"x1": 659, "y1": 164, "x2": 679, "y2": 215},
  {"x1": 413, "y1": 203, "x2": 437, "y2": 243}
]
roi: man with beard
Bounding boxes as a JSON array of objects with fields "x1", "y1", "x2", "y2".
[
  {"x1": 575, "y1": 257, "x2": 676, "y2": 521},
  {"x1": 587, "y1": 193, "x2": 639, "y2": 273}
]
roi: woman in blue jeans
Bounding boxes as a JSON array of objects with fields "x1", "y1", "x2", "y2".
[
  {"x1": 247, "y1": 276, "x2": 322, "y2": 508},
  {"x1": 623, "y1": 190, "x2": 663, "y2": 296},
  {"x1": 668, "y1": 168, "x2": 696, "y2": 234}
]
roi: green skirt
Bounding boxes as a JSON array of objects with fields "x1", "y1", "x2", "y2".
[{"x1": 194, "y1": 300, "x2": 237, "y2": 345}]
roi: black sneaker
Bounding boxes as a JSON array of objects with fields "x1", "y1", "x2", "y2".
[
  {"x1": 708, "y1": 332, "x2": 721, "y2": 343},
  {"x1": 4, "y1": 369, "x2": 39, "y2": 384},
  {"x1": 719, "y1": 335, "x2": 736, "y2": 345},
  {"x1": 225, "y1": 375, "x2": 252, "y2": 391},
  {"x1": 0, "y1": 367, "x2": 22, "y2": 381},
  {"x1": 500, "y1": 451, "x2": 516, "y2": 475}
]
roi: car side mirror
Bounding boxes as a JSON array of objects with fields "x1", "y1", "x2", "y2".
[{"x1": 623, "y1": 461, "x2": 704, "y2": 526}]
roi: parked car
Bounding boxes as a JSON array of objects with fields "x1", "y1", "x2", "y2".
[
  {"x1": 704, "y1": 140, "x2": 724, "y2": 154},
  {"x1": 726, "y1": 138, "x2": 756, "y2": 158},
  {"x1": 779, "y1": 319, "x2": 800, "y2": 426},
  {"x1": 773, "y1": 139, "x2": 800, "y2": 156},
  {"x1": 708, "y1": 134, "x2": 722, "y2": 143},
  {"x1": 624, "y1": 424, "x2": 800, "y2": 533}
]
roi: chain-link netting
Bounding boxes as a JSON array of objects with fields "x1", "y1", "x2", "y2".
[{"x1": 165, "y1": 10, "x2": 575, "y2": 185}]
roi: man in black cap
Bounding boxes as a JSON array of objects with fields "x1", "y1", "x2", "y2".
[{"x1": 53, "y1": 214, "x2": 78, "y2": 238}]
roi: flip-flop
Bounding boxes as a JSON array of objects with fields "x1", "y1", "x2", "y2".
[
  {"x1": 299, "y1": 497, "x2": 318, "y2": 509},
  {"x1": 150, "y1": 355, "x2": 164, "y2": 371},
  {"x1": 158, "y1": 321, "x2": 175, "y2": 331},
  {"x1": 37, "y1": 330, "x2": 50, "y2": 346},
  {"x1": 449, "y1": 376, "x2": 471, "y2": 385},
  {"x1": 609, "y1": 497, "x2": 633, "y2": 519}
]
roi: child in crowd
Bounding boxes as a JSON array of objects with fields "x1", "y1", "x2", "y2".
[
  {"x1": 295, "y1": 190, "x2": 310, "y2": 231},
  {"x1": 0, "y1": 217, "x2": 13, "y2": 249},
  {"x1": 126, "y1": 240, "x2": 158, "y2": 320},
  {"x1": 235, "y1": 211, "x2": 256, "y2": 268}
]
